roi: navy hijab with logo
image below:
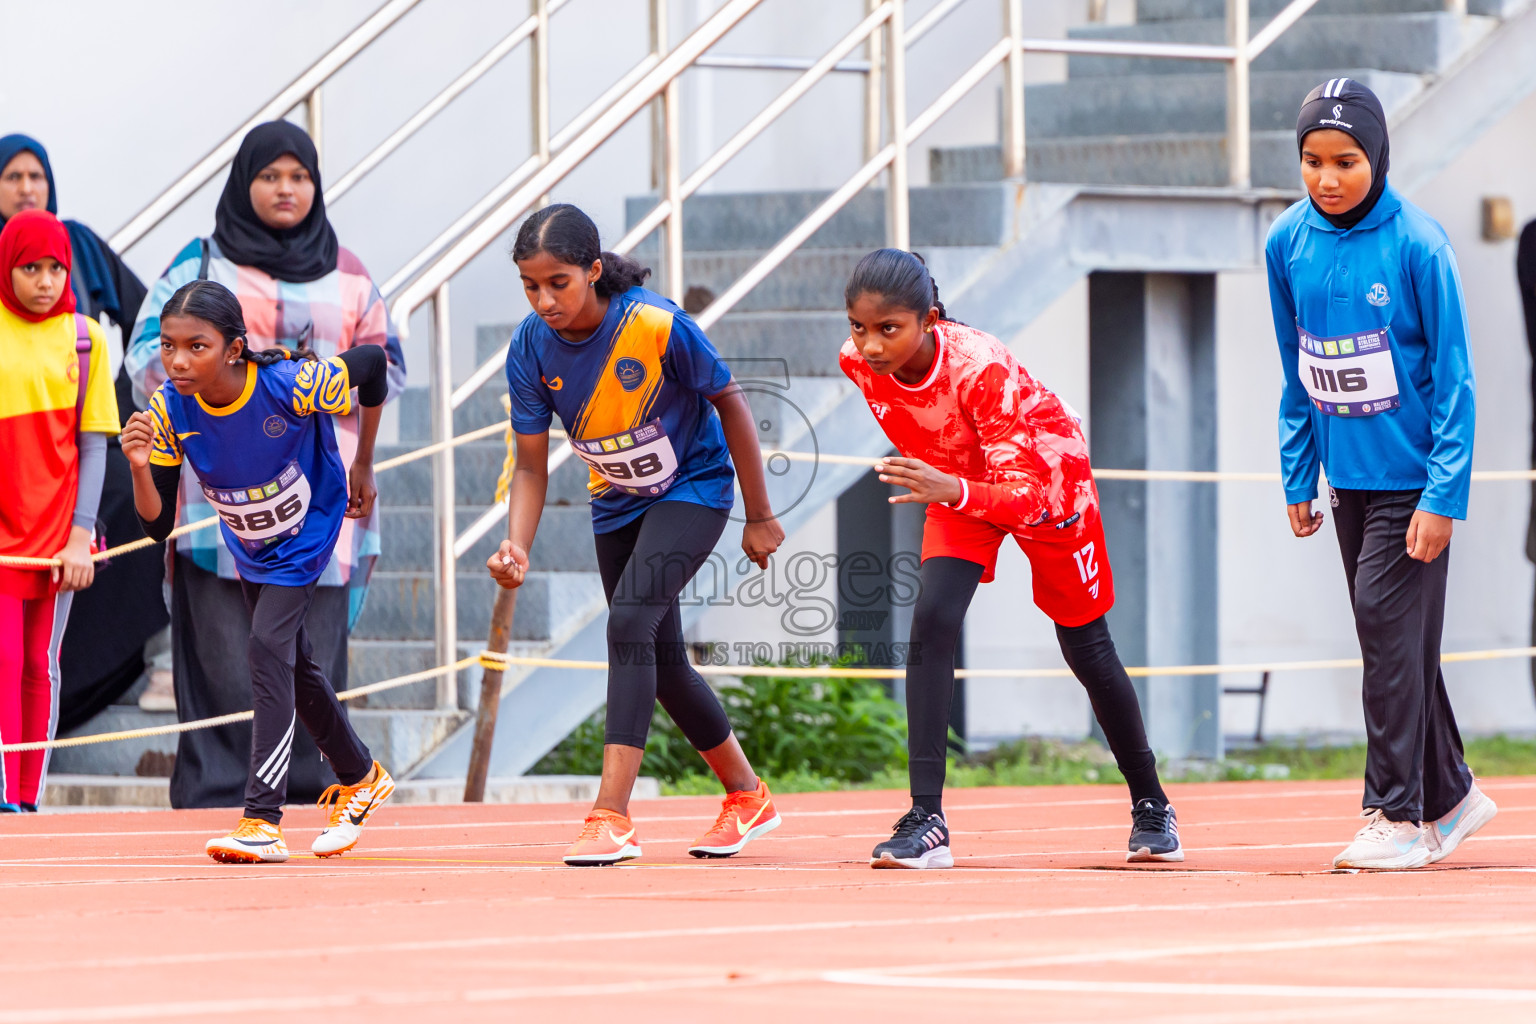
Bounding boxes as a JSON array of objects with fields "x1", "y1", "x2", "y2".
[
  {"x1": 1296, "y1": 78, "x2": 1390, "y2": 231},
  {"x1": 0, "y1": 133, "x2": 122, "y2": 316}
]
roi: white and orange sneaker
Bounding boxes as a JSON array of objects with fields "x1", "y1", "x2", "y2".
[
  {"x1": 206, "y1": 817, "x2": 289, "y2": 864},
  {"x1": 689, "y1": 779, "x2": 781, "y2": 858},
  {"x1": 564, "y1": 809, "x2": 643, "y2": 866},
  {"x1": 312, "y1": 761, "x2": 395, "y2": 858}
]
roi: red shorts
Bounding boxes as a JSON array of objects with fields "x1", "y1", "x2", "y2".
[{"x1": 920, "y1": 502, "x2": 1115, "y2": 627}]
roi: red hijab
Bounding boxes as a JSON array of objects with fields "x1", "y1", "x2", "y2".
[{"x1": 0, "y1": 209, "x2": 76, "y2": 322}]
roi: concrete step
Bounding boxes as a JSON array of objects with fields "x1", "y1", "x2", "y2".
[
  {"x1": 397, "y1": 385, "x2": 509, "y2": 444},
  {"x1": 709, "y1": 311, "x2": 861, "y2": 377},
  {"x1": 1137, "y1": 0, "x2": 1513, "y2": 19},
  {"x1": 350, "y1": 708, "x2": 469, "y2": 777},
  {"x1": 1023, "y1": 69, "x2": 1423, "y2": 139},
  {"x1": 626, "y1": 183, "x2": 1020, "y2": 252},
  {"x1": 377, "y1": 438, "x2": 591, "y2": 508},
  {"x1": 353, "y1": 570, "x2": 605, "y2": 643},
  {"x1": 39, "y1": 773, "x2": 660, "y2": 809},
  {"x1": 1065, "y1": 14, "x2": 1490, "y2": 77},
  {"x1": 377, "y1": 504, "x2": 597, "y2": 573},
  {"x1": 932, "y1": 131, "x2": 1301, "y2": 188},
  {"x1": 51, "y1": 707, "x2": 177, "y2": 776}
]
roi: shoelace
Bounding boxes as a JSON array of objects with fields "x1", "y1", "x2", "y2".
[
  {"x1": 316, "y1": 783, "x2": 361, "y2": 828},
  {"x1": 704, "y1": 790, "x2": 756, "y2": 834},
  {"x1": 889, "y1": 807, "x2": 936, "y2": 840},
  {"x1": 575, "y1": 813, "x2": 620, "y2": 843},
  {"x1": 229, "y1": 817, "x2": 274, "y2": 840},
  {"x1": 1354, "y1": 808, "x2": 1406, "y2": 842},
  {"x1": 1131, "y1": 800, "x2": 1172, "y2": 834}
]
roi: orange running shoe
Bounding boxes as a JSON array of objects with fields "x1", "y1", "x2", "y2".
[
  {"x1": 689, "y1": 779, "x2": 781, "y2": 858},
  {"x1": 563, "y1": 809, "x2": 643, "y2": 866},
  {"x1": 206, "y1": 817, "x2": 289, "y2": 864},
  {"x1": 312, "y1": 760, "x2": 396, "y2": 858}
]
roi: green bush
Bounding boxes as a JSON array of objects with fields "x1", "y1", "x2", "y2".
[{"x1": 531, "y1": 657, "x2": 908, "y2": 785}]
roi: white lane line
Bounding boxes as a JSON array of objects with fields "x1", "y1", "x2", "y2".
[
  {"x1": 822, "y1": 973, "x2": 1536, "y2": 1003},
  {"x1": 832, "y1": 921, "x2": 1536, "y2": 978},
  {"x1": 0, "y1": 893, "x2": 1465, "y2": 975},
  {"x1": 0, "y1": 975, "x2": 749, "y2": 1023}
]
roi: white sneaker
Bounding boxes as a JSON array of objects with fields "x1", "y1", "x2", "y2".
[
  {"x1": 312, "y1": 761, "x2": 395, "y2": 858},
  {"x1": 206, "y1": 817, "x2": 289, "y2": 864},
  {"x1": 1332, "y1": 808, "x2": 1431, "y2": 869},
  {"x1": 1423, "y1": 782, "x2": 1498, "y2": 864},
  {"x1": 138, "y1": 669, "x2": 176, "y2": 712}
]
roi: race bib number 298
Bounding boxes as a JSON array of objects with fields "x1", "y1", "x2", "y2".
[
  {"x1": 1297, "y1": 325, "x2": 1400, "y2": 417},
  {"x1": 573, "y1": 420, "x2": 680, "y2": 496}
]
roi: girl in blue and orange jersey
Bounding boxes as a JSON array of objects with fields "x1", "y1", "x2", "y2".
[{"x1": 487, "y1": 204, "x2": 785, "y2": 866}]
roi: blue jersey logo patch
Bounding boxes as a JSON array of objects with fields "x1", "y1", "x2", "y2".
[
  {"x1": 614, "y1": 357, "x2": 647, "y2": 392},
  {"x1": 1366, "y1": 283, "x2": 1390, "y2": 307},
  {"x1": 263, "y1": 415, "x2": 287, "y2": 438}
]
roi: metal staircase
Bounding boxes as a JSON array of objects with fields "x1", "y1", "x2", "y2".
[{"x1": 57, "y1": 0, "x2": 1536, "y2": 781}]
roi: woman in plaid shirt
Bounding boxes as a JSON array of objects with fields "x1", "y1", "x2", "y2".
[{"x1": 125, "y1": 122, "x2": 404, "y2": 811}]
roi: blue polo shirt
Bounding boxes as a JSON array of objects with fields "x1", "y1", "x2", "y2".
[{"x1": 1265, "y1": 183, "x2": 1476, "y2": 519}]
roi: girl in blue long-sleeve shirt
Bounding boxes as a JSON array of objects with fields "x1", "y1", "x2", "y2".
[{"x1": 1266, "y1": 78, "x2": 1496, "y2": 870}]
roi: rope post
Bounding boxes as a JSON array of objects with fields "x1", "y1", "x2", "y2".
[
  {"x1": 1225, "y1": 0, "x2": 1251, "y2": 189},
  {"x1": 464, "y1": 588, "x2": 517, "y2": 801},
  {"x1": 884, "y1": 0, "x2": 909, "y2": 250},
  {"x1": 431, "y1": 283, "x2": 459, "y2": 710}
]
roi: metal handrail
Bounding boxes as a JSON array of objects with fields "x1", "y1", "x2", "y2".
[
  {"x1": 325, "y1": 0, "x2": 571, "y2": 204},
  {"x1": 107, "y1": 0, "x2": 424, "y2": 252}
]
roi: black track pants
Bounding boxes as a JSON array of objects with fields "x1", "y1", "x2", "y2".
[
  {"x1": 906, "y1": 556, "x2": 1166, "y2": 807},
  {"x1": 593, "y1": 500, "x2": 733, "y2": 751},
  {"x1": 1332, "y1": 488, "x2": 1472, "y2": 822},
  {"x1": 241, "y1": 578, "x2": 372, "y2": 824}
]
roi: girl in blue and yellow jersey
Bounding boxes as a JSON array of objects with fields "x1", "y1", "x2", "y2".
[
  {"x1": 121, "y1": 281, "x2": 394, "y2": 864},
  {"x1": 488, "y1": 204, "x2": 786, "y2": 866},
  {"x1": 1266, "y1": 78, "x2": 1495, "y2": 870}
]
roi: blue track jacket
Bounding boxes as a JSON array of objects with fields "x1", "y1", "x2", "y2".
[{"x1": 1265, "y1": 183, "x2": 1475, "y2": 520}]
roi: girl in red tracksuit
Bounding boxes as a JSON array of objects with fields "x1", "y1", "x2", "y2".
[{"x1": 841, "y1": 248, "x2": 1177, "y2": 869}]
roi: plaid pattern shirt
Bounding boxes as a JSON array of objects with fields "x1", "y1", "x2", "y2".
[{"x1": 126, "y1": 238, "x2": 406, "y2": 607}]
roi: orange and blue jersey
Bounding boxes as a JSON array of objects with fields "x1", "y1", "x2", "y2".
[
  {"x1": 0, "y1": 307, "x2": 118, "y2": 598},
  {"x1": 505, "y1": 286, "x2": 735, "y2": 532},
  {"x1": 146, "y1": 358, "x2": 353, "y2": 586}
]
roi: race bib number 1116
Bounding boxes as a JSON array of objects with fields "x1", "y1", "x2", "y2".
[{"x1": 1297, "y1": 325, "x2": 1400, "y2": 417}]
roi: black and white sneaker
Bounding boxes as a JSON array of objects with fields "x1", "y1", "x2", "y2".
[
  {"x1": 1127, "y1": 798, "x2": 1183, "y2": 863},
  {"x1": 871, "y1": 808, "x2": 953, "y2": 869}
]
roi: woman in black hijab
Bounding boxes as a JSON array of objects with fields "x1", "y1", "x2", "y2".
[{"x1": 124, "y1": 121, "x2": 405, "y2": 811}]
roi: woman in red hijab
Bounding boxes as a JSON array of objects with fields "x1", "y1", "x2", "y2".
[{"x1": 0, "y1": 209, "x2": 118, "y2": 811}]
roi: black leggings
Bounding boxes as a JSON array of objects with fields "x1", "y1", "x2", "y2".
[
  {"x1": 593, "y1": 500, "x2": 734, "y2": 751},
  {"x1": 907, "y1": 556, "x2": 1166, "y2": 811}
]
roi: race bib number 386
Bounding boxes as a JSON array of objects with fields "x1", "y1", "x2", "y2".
[
  {"x1": 1297, "y1": 325, "x2": 1400, "y2": 417},
  {"x1": 573, "y1": 420, "x2": 680, "y2": 496},
  {"x1": 203, "y1": 460, "x2": 313, "y2": 551}
]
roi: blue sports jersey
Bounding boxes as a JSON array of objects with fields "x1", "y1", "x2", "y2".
[
  {"x1": 147, "y1": 358, "x2": 353, "y2": 585},
  {"x1": 505, "y1": 286, "x2": 736, "y2": 532},
  {"x1": 1266, "y1": 184, "x2": 1476, "y2": 519}
]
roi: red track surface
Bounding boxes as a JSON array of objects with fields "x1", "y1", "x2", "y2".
[{"x1": 2, "y1": 777, "x2": 1533, "y2": 1022}]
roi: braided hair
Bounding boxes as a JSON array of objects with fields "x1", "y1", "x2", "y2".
[{"x1": 160, "y1": 280, "x2": 317, "y2": 364}]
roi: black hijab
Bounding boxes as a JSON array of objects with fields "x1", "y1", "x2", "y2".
[
  {"x1": 1296, "y1": 77, "x2": 1390, "y2": 231},
  {"x1": 213, "y1": 121, "x2": 338, "y2": 283}
]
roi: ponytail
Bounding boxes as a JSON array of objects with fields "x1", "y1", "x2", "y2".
[
  {"x1": 843, "y1": 248, "x2": 956, "y2": 323},
  {"x1": 512, "y1": 203, "x2": 651, "y2": 299}
]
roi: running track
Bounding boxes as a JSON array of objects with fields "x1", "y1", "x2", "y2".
[{"x1": 1, "y1": 777, "x2": 1533, "y2": 1023}]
